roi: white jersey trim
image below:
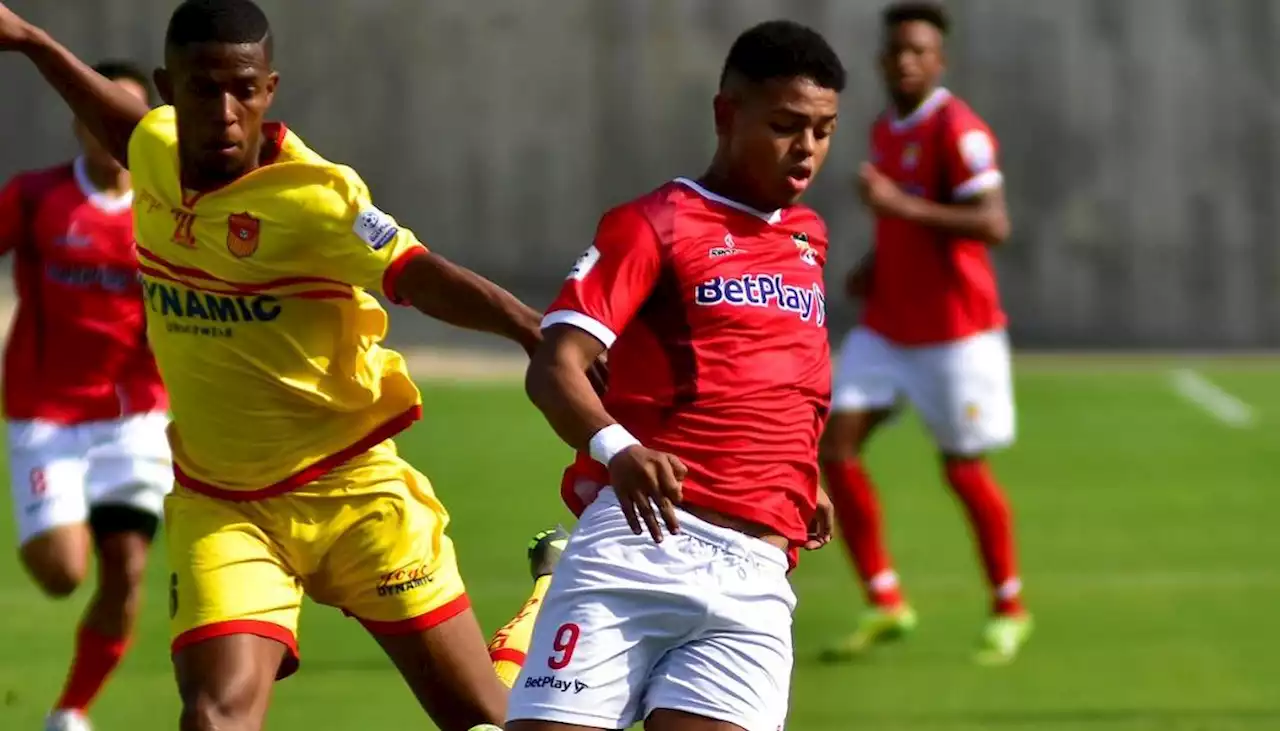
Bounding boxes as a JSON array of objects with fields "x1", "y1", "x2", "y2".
[
  {"x1": 73, "y1": 156, "x2": 134, "y2": 214},
  {"x1": 888, "y1": 87, "x2": 952, "y2": 132},
  {"x1": 542, "y1": 310, "x2": 618, "y2": 349},
  {"x1": 672, "y1": 178, "x2": 782, "y2": 225},
  {"x1": 953, "y1": 169, "x2": 1004, "y2": 200}
]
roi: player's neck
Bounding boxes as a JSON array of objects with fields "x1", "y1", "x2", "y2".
[
  {"x1": 698, "y1": 161, "x2": 781, "y2": 215},
  {"x1": 891, "y1": 88, "x2": 934, "y2": 119},
  {"x1": 180, "y1": 138, "x2": 266, "y2": 193},
  {"x1": 83, "y1": 158, "x2": 131, "y2": 197}
]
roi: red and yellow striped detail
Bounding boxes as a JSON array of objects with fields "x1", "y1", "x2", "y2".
[{"x1": 138, "y1": 248, "x2": 354, "y2": 301}]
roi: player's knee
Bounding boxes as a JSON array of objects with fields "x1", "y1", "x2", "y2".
[
  {"x1": 179, "y1": 687, "x2": 254, "y2": 731},
  {"x1": 178, "y1": 695, "x2": 224, "y2": 731},
  {"x1": 30, "y1": 563, "x2": 85, "y2": 598},
  {"x1": 20, "y1": 547, "x2": 87, "y2": 598}
]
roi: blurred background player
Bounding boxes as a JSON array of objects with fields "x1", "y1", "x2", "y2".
[
  {"x1": 0, "y1": 1, "x2": 566, "y2": 729},
  {"x1": 515, "y1": 20, "x2": 842, "y2": 731},
  {"x1": 0, "y1": 61, "x2": 169, "y2": 731},
  {"x1": 820, "y1": 1, "x2": 1029, "y2": 666}
]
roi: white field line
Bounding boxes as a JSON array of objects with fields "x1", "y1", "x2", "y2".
[{"x1": 1167, "y1": 368, "x2": 1258, "y2": 428}]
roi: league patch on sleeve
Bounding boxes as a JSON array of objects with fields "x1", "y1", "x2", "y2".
[
  {"x1": 567, "y1": 245, "x2": 601, "y2": 281},
  {"x1": 958, "y1": 130, "x2": 996, "y2": 173},
  {"x1": 354, "y1": 207, "x2": 399, "y2": 250}
]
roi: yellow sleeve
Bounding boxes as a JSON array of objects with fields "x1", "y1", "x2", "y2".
[
  {"x1": 127, "y1": 106, "x2": 178, "y2": 172},
  {"x1": 302, "y1": 166, "x2": 427, "y2": 302}
]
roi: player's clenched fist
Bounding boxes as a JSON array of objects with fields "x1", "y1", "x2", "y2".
[
  {"x1": 608, "y1": 445, "x2": 687, "y2": 543},
  {"x1": 0, "y1": 3, "x2": 34, "y2": 50},
  {"x1": 856, "y1": 162, "x2": 908, "y2": 217}
]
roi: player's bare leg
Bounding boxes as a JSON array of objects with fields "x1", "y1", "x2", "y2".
[
  {"x1": 507, "y1": 708, "x2": 757, "y2": 731},
  {"x1": 940, "y1": 452, "x2": 1032, "y2": 664},
  {"x1": 19, "y1": 524, "x2": 91, "y2": 597},
  {"x1": 47, "y1": 509, "x2": 154, "y2": 727},
  {"x1": 373, "y1": 609, "x2": 509, "y2": 730},
  {"x1": 507, "y1": 723, "x2": 597, "y2": 731},
  {"x1": 373, "y1": 527, "x2": 566, "y2": 731},
  {"x1": 173, "y1": 635, "x2": 285, "y2": 731},
  {"x1": 819, "y1": 408, "x2": 918, "y2": 661},
  {"x1": 647, "y1": 709, "x2": 753, "y2": 731}
]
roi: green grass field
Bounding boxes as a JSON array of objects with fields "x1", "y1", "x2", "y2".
[{"x1": 2, "y1": 358, "x2": 1279, "y2": 730}]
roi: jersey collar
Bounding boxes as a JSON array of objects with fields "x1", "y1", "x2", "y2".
[
  {"x1": 73, "y1": 156, "x2": 134, "y2": 214},
  {"x1": 888, "y1": 87, "x2": 952, "y2": 132},
  {"x1": 673, "y1": 177, "x2": 782, "y2": 225}
]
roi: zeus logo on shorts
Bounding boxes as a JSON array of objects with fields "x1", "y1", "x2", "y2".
[{"x1": 694, "y1": 274, "x2": 826, "y2": 326}]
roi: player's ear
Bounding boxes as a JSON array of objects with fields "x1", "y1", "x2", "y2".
[
  {"x1": 713, "y1": 92, "x2": 734, "y2": 137},
  {"x1": 154, "y1": 67, "x2": 174, "y2": 106},
  {"x1": 265, "y1": 71, "x2": 280, "y2": 106}
]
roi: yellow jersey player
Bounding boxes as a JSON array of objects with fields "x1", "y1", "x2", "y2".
[{"x1": 0, "y1": 1, "x2": 566, "y2": 729}]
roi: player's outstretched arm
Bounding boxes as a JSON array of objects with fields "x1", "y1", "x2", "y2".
[
  {"x1": 0, "y1": 3, "x2": 148, "y2": 166},
  {"x1": 527, "y1": 325, "x2": 686, "y2": 542},
  {"x1": 391, "y1": 251, "x2": 543, "y2": 354},
  {"x1": 858, "y1": 163, "x2": 1010, "y2": 245}
]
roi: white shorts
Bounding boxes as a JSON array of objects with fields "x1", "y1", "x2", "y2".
[
  {"x1": 507, "y1": 489, "x2": 796, "y2": 731},
  {"x1": 8, "y1": 413, "x2": 173, "y2": 545},
  {"x1": 832, "y1": 327, "x2": 1016, "y2": 455}
]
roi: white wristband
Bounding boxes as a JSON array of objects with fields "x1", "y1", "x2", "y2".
[{"x1": 589, "y1": 424, "x2": 640, "y2": 466}]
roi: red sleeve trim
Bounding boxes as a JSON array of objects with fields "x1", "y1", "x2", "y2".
[
  {"x1": 383, "y1": 246, "x2": 430, "y2": 305},
  {"x1": 172, "y1": 619, "x2": 300, "y2": 680},
  {"x1": 489, "y1": 648, "x2": 527, "y2": 665},
  {"x1": 174, "y1": 405, "x2": 423, "y2": 501},
  {"x1": 354, "y1": 593, "x2": 471, "y2": 636}
]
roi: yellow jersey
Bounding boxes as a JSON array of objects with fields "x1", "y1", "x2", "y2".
[{"x1": 129, "y1": 106, "x2": 427, "y2": 497}]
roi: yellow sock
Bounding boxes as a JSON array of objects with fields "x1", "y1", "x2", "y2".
[{"x1": 488, "y1": 574, "x2": 552, "y2": 688}]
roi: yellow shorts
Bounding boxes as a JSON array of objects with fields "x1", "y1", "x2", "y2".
[{"x1": 165, "y1": 439, "x2": 468, "y2": 678}]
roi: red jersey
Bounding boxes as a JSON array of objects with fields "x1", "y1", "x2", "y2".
[
  {"x1": 545, "y1": 179, "x2": 831, "y2": 552},
  {"x1": 862, "y1": 88, "x2": 1007, "y2": 345},
  {"x1": 0, "y1": 159, "x2": 167, "y2": 423}
]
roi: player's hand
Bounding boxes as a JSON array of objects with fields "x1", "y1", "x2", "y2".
[
  {"x1": 0, "y1": 3, "x2": 35, "y2": 50},
  {"x1": 804, "y1": 486, "x2": 834, "y2": 551},
  {"x1": 857, "y1": 163, "x2": 908, "y2": 217},
  {"x1": 608, "y1": 445, "x2": 687, "y2": 542}
]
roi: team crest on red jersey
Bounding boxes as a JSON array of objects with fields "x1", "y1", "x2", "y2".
[
  {"x1": 792, "y1": 232, "x2": 818, "y2": 266},
  {"x1": 226, "y1": 213, "x2": 260, "y2": 258},
  {"x1": 901, "y1": 142, "x2": 921, "y2": 170}
]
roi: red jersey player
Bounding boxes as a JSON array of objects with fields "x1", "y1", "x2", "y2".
[
  {"x1": 512, "y1": 21, "x2": 843, "y2": 731},
  {"x1": 0, "y1": 62, "x2": 170, "y2": 731},
  {"x1": 819, "y1": 2, "x2": 1030, "y2": 666}
]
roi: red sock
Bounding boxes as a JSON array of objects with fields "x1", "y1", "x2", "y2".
[
  {"x1": 944, "y1": 458, "x2": 1025, "y2": 616},
  {"x1": 54, "y1": 626, "x2": 130, "y2": 712},
  {"x1": 823, "y1": 458, "x2": 903, "y2": 608}
]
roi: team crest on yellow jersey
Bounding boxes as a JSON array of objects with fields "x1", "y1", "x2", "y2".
[{"x1": 227, "y1": 213, "x2": 261, "y2": 258}]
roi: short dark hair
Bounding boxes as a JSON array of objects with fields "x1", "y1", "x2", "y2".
[
  {"x1": 165, "y1": 0, "x2": 273, "y2": 59},
  {"x1": 92, "y1": 60, "x2": 153, "y2": 103},
  {"x1": 719, "y1": 20, "x2": 846, "y2": 93},
  {"x1": 883, "y1": 2, "x2": 951, "y2": 35}
]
